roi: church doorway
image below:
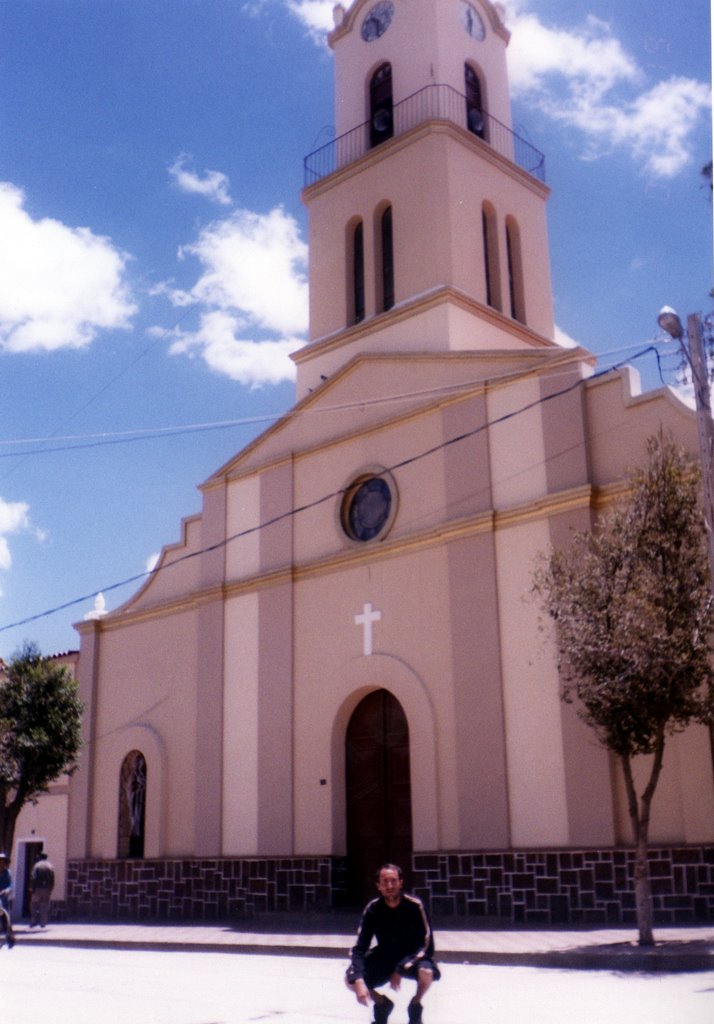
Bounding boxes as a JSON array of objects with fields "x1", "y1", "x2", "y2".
[
  {"x1": 18, "y1": 840, "x2": 44, "y2": 918},
  {"x1": 345, "y1": 689, "x2": 413, "y2": 904}
]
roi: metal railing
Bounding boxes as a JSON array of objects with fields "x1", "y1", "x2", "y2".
[{"x1": 304, "y1": 82, "x2": 546, "y2": 186}]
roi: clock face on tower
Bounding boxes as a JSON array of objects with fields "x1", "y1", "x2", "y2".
[
  {"x1": 361, "y1": 1, "x2": 394, "y2": 42},
  {"x1": 459, "y1": 1, "x2": 486, "y2": 41}
]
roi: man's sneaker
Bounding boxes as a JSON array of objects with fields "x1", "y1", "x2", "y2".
[
  {"x1": 408, "y1": 999, "x2": 423, "y2": 1024},
  {"x1": 373, "y1": 995, "x2": 394, "y2": 1024},
  {"x1": 6, "y1": 931, "x2": 15, "y2": 949}
]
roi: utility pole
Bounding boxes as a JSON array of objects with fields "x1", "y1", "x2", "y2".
[
  {"x1": 658, "y1": 307, "x2": 714, "y2": 786},
  {"x1": 685, "y1": 312, "x2": 714, "y2": 588},
  {"x1": 658, "y1": 308, "x2": 714, "y2": 586}
]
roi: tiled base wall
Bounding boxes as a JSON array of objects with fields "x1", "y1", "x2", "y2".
[
  {"x1": 66, "y1": 857, "x2": 336, "y2": 920},
  {"x1": 66, "y1": 846, "x2": 714, "y2": 923},
  {"x1": 412, "y1": 846, "x2": 714, "y2": 924}
]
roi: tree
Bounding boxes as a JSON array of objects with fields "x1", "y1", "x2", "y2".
[
  {"x1": 533, "y1": 434, "x2": 714, "y2": 945},
  {"x1": 0, "y1": 642, "x2": 83, "y2": 855}
]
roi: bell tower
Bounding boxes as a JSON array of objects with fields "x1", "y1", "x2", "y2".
[{"x1": 295, "y1": 0, "x2": 556, "y2": 397}]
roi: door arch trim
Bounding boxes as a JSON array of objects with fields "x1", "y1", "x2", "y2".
[{"x1": 330, "y1": 654, "x2": 440, "y2": 854}]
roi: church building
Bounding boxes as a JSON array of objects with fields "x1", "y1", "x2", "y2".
[{"x1": 65, "y1": 0, "x2": 714, "y2": 924}]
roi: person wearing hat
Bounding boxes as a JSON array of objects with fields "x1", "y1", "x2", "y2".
[
  {"x1": 29, "y1": 851, "x2": 55, "y2": 928},
  {"x1": 0, "y1": 853, "x2": 15, "y2": 948}
]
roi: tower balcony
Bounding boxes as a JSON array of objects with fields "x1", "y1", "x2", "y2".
[{"x1": 304, "y1": 82, "x2": 546, "y2": 187}]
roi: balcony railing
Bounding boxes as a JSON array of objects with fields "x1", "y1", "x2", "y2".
[{"x1": 304, "y1": 82, "x2": 546, "y2": 187}]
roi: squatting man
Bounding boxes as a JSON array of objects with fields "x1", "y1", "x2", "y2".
[{"x1": 346, "y1": 864, "x2": 440, "y2": 1024}]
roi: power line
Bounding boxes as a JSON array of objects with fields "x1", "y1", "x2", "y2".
[
  {"x1": 0, "y1": 345, "x2": 662, "y2": 636},
  {"x1": 0, "y1": 337, "x2": 668, "y2": 460},
  {"x1": 0, "y1": 416, "x2": 271, "y2": 459},
  {"x1": 0, "y1": 301, "x2": 200, "y2": 480}
]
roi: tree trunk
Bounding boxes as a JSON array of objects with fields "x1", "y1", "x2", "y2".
[
  {"x1": 621, "y1": 737, "x2": 665, "y2": 947},
  {"x1": 632, "y1": 823, "x2": 654, "y2": 946},
  {"x1": 0, "y1": 810, "x2": 18, "y2": 858},
  {"x1": 0, "y1": 788, "x2": 23, "y2": 859},
  {"x1": 621, "y1": 756, "x2": 652, "y2": 946}
]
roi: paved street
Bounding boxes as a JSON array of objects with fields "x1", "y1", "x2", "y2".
[{"x1": 2, "y1": 946, "x2": 713, "y2": 1024}]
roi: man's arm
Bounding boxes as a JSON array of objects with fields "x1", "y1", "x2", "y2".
[
  {"x1": 399, "y1": 896, "x2": 435, "y2": 969},
  {"x1": 347, "y1": 900, "x2": 377, "y2": 981}
]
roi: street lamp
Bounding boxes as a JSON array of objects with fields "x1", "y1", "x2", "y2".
[
  {"x1": 657, "y1": 307, "x2": 714, "y2": 588},
  {"x1": 657, "y1": 305, "x2": 684, "y2": 340}
]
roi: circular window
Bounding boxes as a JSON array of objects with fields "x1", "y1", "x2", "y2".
[{"x1": 342, "y1": 475, "x2": 393, "y2": 542}]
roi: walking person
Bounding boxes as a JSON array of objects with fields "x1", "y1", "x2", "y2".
[
  {"x1": 29, "y1": 851, "x2": 55, "y2": 928},
  {"x1": 0, "y1": 852, "x2": 16, "y2": 948},
  {"x1": 346, "y1": 863, "x2": 440, "y2": 1024}
]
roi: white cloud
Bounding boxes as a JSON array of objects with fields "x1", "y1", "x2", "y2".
[
  {"x1": 285, "y1": 0, "x2": 334, "y2": 37},
  {"x1": 169, "y1": 154, "x2": 233, "y2": 206},
  {"x1": 507, "y1": 13, "x2": 639, "y2": 95},
  {"x1": 504, "y1": 7, "x2": 710, "y2": 179},
  {"x1": 167, "y1": 310, "x2": 300, "y2": 386},
  {"x1": 156, "y1": 205, "x2": 308, "y2": 386},
  {"x1": 244, "y1": 0, "x2": 334, "y2": 40},
  {"x1": 179, "y1": 207, "x2": 308, "y2": 335},
  {"x1": 608, "y1": 78, "x2": 713, "y2": 179},
  {"x1": 0, "y1": 497, "x2": 31, "y2": 576},
  {"x1": 0, "y1": 183, "x2": 136, "y2": 352}
]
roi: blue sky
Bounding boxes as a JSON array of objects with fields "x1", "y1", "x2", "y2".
[{"x1": 0, "y1": 0, "x2": 711, "y2": 659}]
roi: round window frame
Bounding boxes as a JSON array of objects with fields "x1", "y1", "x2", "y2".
[{"x1": 341, "y1": 471, "x2": 398, "y2": 543}]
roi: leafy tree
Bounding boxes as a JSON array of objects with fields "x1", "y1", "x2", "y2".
[
  {"x1": 533, "y1": 434, "x2": 714, "y2": 945},
  {"x1": 0, "y1": 642, "x2": 83, "y2": 855}
]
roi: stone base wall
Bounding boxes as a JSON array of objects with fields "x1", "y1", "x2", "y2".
[
  {"x1": 66, "y1": 857, "x2": 336, "y2": 920},
  {"x1": 65, "y1": 846, "x2": 714, "y2": 923},
  {"x1": 412, "y1": 846, "x2": 714, "y2": 924}
]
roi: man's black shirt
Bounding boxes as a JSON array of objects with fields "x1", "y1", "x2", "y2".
[{"x1": 349, "y1": 894, "x2": 435, "y2": 979}]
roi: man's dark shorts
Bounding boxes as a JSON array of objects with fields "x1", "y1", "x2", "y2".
[{"x1": 347, "y1": 949, "x2": 441, "y2": 990}]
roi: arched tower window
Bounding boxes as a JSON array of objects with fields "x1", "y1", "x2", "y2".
[
  {"x1": 370, "y1": 64, "x2": 393, "y2": 148},
  {"x1": 377, "y1": 205, "x2": 395, "y2": 312},
  {"x1": 465, "y1": 64, "x2": 485, "y2": 139},
  {"x1": 506, "y1": 216, "x2": 526, "y2": 324},
  {"x1": 118, "y1": 750, "x2": 147, "y2": 859},
  {"x1": 481, "y1": 202, "x2": 501, "y2": 310},
  {"x1": 349, "y1": 219, "x2": 365, "y2": 324}
]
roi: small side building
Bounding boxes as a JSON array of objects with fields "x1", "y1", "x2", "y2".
[{"x1": 1, "y1": 650, "x2": 78, "y2": 922}]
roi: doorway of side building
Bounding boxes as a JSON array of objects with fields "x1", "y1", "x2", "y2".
[
  {"x1": 18, "y1": 840, "x2": 44, "y2": 918},
  {"x1": 345, "y1": 689, "x2": 413, "y2": 904}
]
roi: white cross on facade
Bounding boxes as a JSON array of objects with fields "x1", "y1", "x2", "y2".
[{"x1": 354, "y1": 602, "x2": 382, "y2": 656}]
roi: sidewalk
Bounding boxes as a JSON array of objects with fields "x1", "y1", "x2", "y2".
[{"x1": 9, "y1": 917, "x2": 714, "y2": 972}]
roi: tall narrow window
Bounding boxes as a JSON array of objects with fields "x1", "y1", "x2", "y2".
[
  {"x1": 353, "y1": 221, "x2": 365, "y2": 324},
  {"x1": 380, "y1": 205, "x2": 394, "y2": 311},
  {"x1": 506, "y1": 217, "x2": 526, "y2": 324},
  {"x1": 370, "y1": 64, "x2": 393, "y2": 148},
  {"x1": 118, "y1": 750, "x2": 147, "y2": 859},
  {"x1": 465, "y1": 64, "x2": 485, "y2": 139},
  {"x1": 481, "y1": 203, "x2": 501, "y2": 310}
]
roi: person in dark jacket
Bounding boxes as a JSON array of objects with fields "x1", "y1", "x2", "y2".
[
  {"x1": 345, "y1": 863, "x2": 440, "y2": 1024},
  {"x1": 29, "y1": 851, "x2": 55, "y2": 928}
]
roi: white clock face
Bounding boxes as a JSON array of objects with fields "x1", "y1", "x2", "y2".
[
  {"x1": 459, "y1": 1, "x2": 486, "y2": 41},
  {"x1": 362, "y1": 1, "x2": 394, "y2": 42}
]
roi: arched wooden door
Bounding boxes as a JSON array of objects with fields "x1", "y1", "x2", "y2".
[{"x1": 345, "y1": 689, "x2": 413, "y2": 903}]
